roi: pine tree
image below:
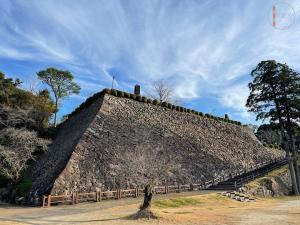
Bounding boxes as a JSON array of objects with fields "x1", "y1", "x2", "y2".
[
  {"x1": 246, "y1": 60, "x2": 300, "y2": 195},
  {"x1": 37, "y1": 68, "x2": 80, "y2": 127}
]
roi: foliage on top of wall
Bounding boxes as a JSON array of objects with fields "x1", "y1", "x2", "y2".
[
  {"x1": 59, "y1": 88, "x2": 243, "y2": 128},
  {"x1": 263, "y1": 143, "x2": 283, "y2": 150}
]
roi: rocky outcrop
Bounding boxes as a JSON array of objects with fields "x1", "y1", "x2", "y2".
[
  {"x1": 242, "y1": 165, "x2": 293, "y2": 197},
  {"x1": 31, "y1": 90, "x2": 284, "y2": 195}
]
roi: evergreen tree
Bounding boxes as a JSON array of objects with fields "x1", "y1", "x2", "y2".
[
  {"x1": 246, "y1": 60, "x2": 300, "y2": 195},
  {"x1": 37, "y1": 68, "x2": 80, "y2": 127}
]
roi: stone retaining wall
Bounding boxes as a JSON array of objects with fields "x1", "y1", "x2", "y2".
[{"x1": 31, "y1": 91, "x2": 284, "y2": 195}]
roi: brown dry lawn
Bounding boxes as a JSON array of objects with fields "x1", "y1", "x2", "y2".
[{"x1": 0, "y1": 192, "x2": 299, "y2": 225}]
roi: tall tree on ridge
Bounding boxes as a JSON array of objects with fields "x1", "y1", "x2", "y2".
[
  {"x1": 37, "y1": 68, "x2": 80, "y2": 127},
  {"x1": 246, "y1": 60, "x2": 300, "y2": 195}
]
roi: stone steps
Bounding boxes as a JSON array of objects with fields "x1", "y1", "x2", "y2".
[
  {"x1": 208, "y1": 159, "x2": 287, "y2": 191},
  {"x1": 219, "y1": 191, "x2": 255, "y2": 202}
]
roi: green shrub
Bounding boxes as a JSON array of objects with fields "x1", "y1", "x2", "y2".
[
  {"x1": 130, "y1": 94, "x2": 136, "y2": 100},
  {"x1": 0, "y1": 175, "x2": 8, "y2": 188},
  {"x1": 16, "y1": 180, "x2": 32, "y2": 197},
  {"x1": 124, "y1": 92, "x2": 130, "y2": 98},
  {"x1": 199, "y1": 112, "x2": 203, "y2": 116},
  {"x1": 142, "y1": 96, "x2": 147, "y2": 102},
  {"x1": 16, "y1": 166, "x2": 33, "y2": 197},
  {"x1": 117, "y1": 90, "x2": 124, "y2": 97},
  {"x1": 103, "y1": 88, "x2": 111, "y2": 94},
  {"x1": 111, "y1": 89, "x2": 118, "y2": 96},
  {"x1": 137, "y1": 96, "x2": 142, "y2": 101},
  {"x1": 147, "y1": 99, "x2": 152, "y2": 103},
  {"x1": 161, "y1": 102, "x2": 168, "y2": 107},
  {"x1": 153, "y1": 99, "x2": 159, "y2": 105}
]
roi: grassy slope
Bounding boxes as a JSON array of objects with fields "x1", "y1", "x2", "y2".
[{"x1": 246, "y1": 165, "x2": 289, "y2": 189}]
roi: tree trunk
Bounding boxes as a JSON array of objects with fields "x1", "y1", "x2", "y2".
[
  {"x1": 53, "y1": 98, "x2": 58, "y2": 127},
  {"x1": 282, "y1": 133, "x2": 299, "y2": 195},
  {"x1": 288, "y1": 158, "x2": 299, "y2": 195},
  {"x1": 140, "y1": 184, "x2": 153, "y2": 210},
  {"x1": 291, "y1": 139, "x2": 300, "y2": 191},
  {"x1": 293, "y1": 158, "x2": 300, "y2": 191}
]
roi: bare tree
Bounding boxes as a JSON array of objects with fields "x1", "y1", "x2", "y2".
[
  {"x1": 0, "y1": 128, "x2": 50, "y2": 182},
  {"x1": 147, "y1": 79, "x2": 182, "y2": 105},
  {"x1": 22, "y1": 76, "x2": 42, "y2": 95},
  {"x1": 0, "y1": 104, "x2": 35, "y2": 129},
  {"x1": 110, "y1": 143, "x2": 187, "y2": 218}
]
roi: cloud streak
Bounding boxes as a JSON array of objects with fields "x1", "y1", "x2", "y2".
[{"x1": 0, "y1": 0, "x2": 299, "y2": 122}]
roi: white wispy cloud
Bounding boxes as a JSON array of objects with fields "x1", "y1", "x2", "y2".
[{"x1": 0, "y1": 0, "x2": 299, "y2": 122}]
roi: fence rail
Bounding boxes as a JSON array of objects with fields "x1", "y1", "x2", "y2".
[{"x1": 42, "y1": 156, "x2": 286, "y2": 207}]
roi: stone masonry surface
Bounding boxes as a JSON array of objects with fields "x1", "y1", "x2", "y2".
[{"x1": 31, "y1": 93, "x2": 284, "y2": 195}]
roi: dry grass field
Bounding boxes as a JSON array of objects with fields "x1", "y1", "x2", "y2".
[{"x1": 0, "y1": 192, "x2": 299, "y2": 225}]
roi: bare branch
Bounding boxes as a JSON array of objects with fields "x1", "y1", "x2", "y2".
[{"x1": 0, "y1": 128, "x2": 50, "y2": 182}]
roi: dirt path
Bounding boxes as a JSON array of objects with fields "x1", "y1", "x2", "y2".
[
  {"x1": 238, "y1": 198, "x2": 300, "y2": 225},
  {"x1": 0, "y1": 192, "x2": 299, "y2": 225},
  {"x1": 0, "y1": 191, "x2": 214, "y2": 225}
]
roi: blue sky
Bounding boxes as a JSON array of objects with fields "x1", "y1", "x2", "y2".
[{"x1": 0, "y1": 0, "x2": 300, "y2": 124}]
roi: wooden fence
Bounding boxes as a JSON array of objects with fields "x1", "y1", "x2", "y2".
[{"x1": 42, "y1": 156, "x2": 286, "y2": 207}]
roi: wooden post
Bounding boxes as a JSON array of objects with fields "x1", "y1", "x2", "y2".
[
  {"x1": 72, "y1": 193, "x2": 75, "y2": 205},
  {"x1": 99, "y1": 190, "x2": 102, "y2": 201},
  {"x1": 42, "y1": 195, "x2": 46, "y2": 207},
  {"x1": 165, "y1": 185, "x2": 168, "y2": 194},
  {"x1": 47, "y1": 195, "x2": 51, "y2": 207},
  {"x1": 189, "y1": 183, "x2": 194, "y2": 191},
  {"x1": 75, "y1": 192, "x2": 78, "y2": 204},
  {"x1": 135, "y1": 188, "x2": 138, "y2": 197},
  {"x1": 117, "y1": 189, "x2": 120, "y2": 199},
  {"x1": 178, "y1": 185, "x2": 180, "y2": 193},
  {"x1": 95, "y1": 191, "x2": 98, "y2": 202}
]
